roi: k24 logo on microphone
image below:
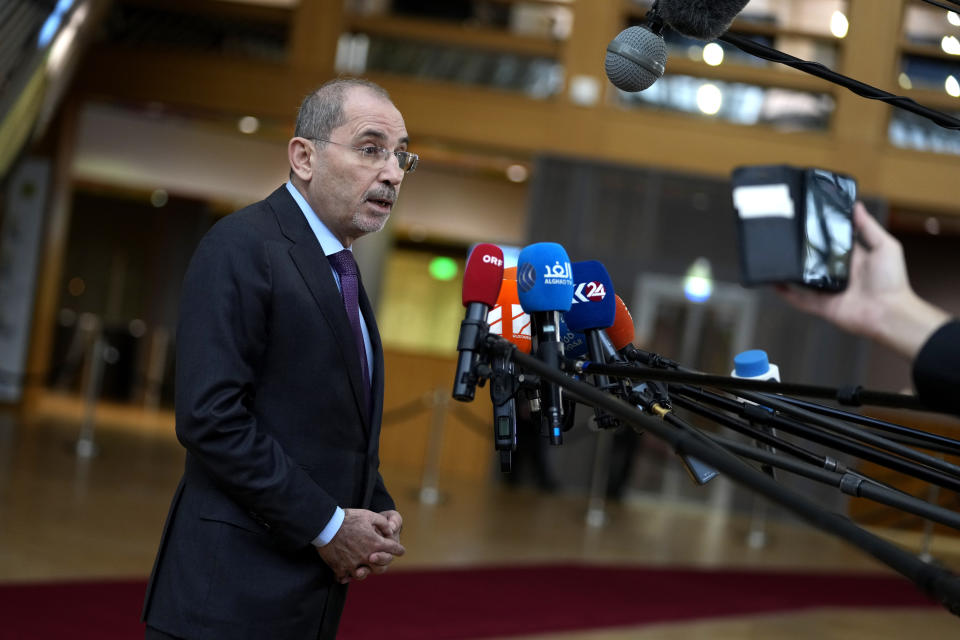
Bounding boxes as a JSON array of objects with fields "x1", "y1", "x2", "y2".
[
  {"x1": 571, "y1": 281, "x2": 607, "y2": 304},
  {"x1": 487, "y1": 304, "x2": 532, "y2": 341}
]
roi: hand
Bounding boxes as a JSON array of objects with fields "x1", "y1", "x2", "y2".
[
  {"x1": 366, "y1": 510, "x2": 403, "y2": 571},
  {"x1": 776, "y1": 202, "x2": 948, "y2": 360},
  {"x1": 315, "y1": 508, "x2": 405, "y2": 584},
  {"x1": 377, "y1": 510, "x2": 403, "y2": 541}
]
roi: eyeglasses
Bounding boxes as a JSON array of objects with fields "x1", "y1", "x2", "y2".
[{"x1": 308, "y1": 138, "x2": 419, "y2": 173}]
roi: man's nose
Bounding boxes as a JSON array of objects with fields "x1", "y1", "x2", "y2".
[{"x1": 380, "y1": 154, "x2": 405, "y2": 185}]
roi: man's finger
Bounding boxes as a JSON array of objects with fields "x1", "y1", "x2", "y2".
[
  {"x1": 376, "y1": 539, "x2": 405, "y2": 556},
  {"x1": 368, "y1": 551, "x2": 394, "y2": 566}
]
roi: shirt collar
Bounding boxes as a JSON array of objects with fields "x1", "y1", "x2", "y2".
[{"x1": 285, "y1": 181, "x2": 349, "y2": 257}]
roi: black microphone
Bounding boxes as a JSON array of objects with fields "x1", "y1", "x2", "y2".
[
  {"x1": 487, "y1": 276, "x2": 533, "y2": 472},
  {"x1": 658, "y1": 0, "x2": 752, "y2": 42}
]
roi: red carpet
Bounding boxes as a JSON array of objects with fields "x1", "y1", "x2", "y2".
[{"x1": 0, "y1": 564, "x2": 937, "y2": 639}]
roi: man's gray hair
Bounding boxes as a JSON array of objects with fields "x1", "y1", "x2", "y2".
[{"x1": 294, "y1": 77, "x2": 391, "y2": 142}]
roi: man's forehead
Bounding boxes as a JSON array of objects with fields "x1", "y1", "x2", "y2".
[{"x1": 340, "y1": 100, "x2": 407, "y2": 144}]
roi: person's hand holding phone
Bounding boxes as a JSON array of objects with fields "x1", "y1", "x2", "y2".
[{"x1": 777, "y1": 202, "x2": 948, "y2": 360}]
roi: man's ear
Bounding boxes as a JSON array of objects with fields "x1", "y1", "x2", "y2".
[{"x1": 288, "y1": 137, "x2": 314, "y2": 181}]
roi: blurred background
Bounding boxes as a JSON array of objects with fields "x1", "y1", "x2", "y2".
[{"x1": 2, "y1": 0, "x2": 960, "y2": 637}]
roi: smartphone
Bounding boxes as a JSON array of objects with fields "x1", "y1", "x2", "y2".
[{"x1": 731, "y1": 165, "x2": 857, "y2": 292}]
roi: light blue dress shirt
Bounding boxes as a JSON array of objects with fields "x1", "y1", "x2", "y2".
[{"x1": 285, "y1": 181, "x2": 374, "y2": 547}]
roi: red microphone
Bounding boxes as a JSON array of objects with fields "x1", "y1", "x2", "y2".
[{"x1": 453, "y1": 243, "x2": 504, "y2": 401}]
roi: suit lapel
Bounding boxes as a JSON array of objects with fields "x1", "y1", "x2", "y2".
[
  {"x1": 358, "y1": 280, "x2": 383, "y2": 446},
  {"x1": 267, "y1": 187, "x2": 371, "y2": 431}
]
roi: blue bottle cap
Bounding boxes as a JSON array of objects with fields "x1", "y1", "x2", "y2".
[{"x1": 734, "y1": 349, "x2": 770, "y2": 378}]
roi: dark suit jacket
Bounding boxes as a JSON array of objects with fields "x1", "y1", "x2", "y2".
[
  {"x1": 913, "y1": 318, "x2": 960, "y2": 416},
  {"x1": 142, "y1": 186, "x2": 395, "y2": 639}
]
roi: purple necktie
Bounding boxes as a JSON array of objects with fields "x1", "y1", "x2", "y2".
[{"x1": 327, "y1": 250, "x2": 371, "y2": 412}]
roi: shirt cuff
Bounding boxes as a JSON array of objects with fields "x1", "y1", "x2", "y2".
[{"x1": 312, "y1": 506, "x2": 345, "y2": 547}]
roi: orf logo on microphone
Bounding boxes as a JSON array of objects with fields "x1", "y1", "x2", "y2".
[
  {"x1": 482, "y1": 253, "x2": 503, "y2": 267},
  {"x1": 517, "y1": 262, "x2": 537, "y2": 293}
]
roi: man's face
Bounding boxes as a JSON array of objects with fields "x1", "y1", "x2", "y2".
[{"x1": 303, "y1": 87, "x2": 408, "y2": 247}]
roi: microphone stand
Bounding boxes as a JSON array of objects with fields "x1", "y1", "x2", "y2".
[
  {"x1": 491, "y1": 336, "x2": 960, "y2": 616},
  {"x1": 572, "y1": 359, "x2": 930, "y2": 411},
  {"x1": 707, "y1": 432, "x2": 960, "y2": 532},
  {"x1": 652, "y1": 391, "x2": 960, "y2": 530},
  {"x1": 769, "y1": 395, "x2": 960, "y2": 457},
  {"x1": 667, "y1": 386, "x2": 960, "y2": 493}
]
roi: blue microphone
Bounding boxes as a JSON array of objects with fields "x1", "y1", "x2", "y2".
[
  {"x1": 517, "y1": 242, "x2": 574, "y2": 445},
  {"x1": 566, "y1": 260, "x2": 616, "y2": 359},
  {"x1": 558, "y1": 314, "x2": 588, "y2": 359},
  {"x1": 567, "y1": 260, "x2": 619, "y2": 428}
]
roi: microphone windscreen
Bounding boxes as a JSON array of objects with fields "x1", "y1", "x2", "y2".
[
  {"x1": 462, "y1": 243, "x2": 504, "y2": 307},
  {"x1": 559, "y1": 314, "x2": 588, "y2": 359},
  {"x1": 607, "y1": 295, "x2": 636, "y2": 350},
  {"x1": 565, "y1": 261, "x2": 616, "y2": 332},
  {"x1": 516, "y1": 242, "x2": 574, "y2": 313},
  {"x1": 488, "y1": 278, "x2": 532, "y2": 354},
  {"x1": 658, "y1": 0, "x2": 751, "y2": 41},
  {"x1": 503, "y1": 266, "x2": 517, "y2": 280},
  {"x1": 604, "y1": 25, "x2": 667, "y2": 92}
]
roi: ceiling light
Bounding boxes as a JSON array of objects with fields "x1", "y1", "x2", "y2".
[
  {"x1": 696, "y1": 83, "x2": 723, "y2": 115},
  {"x1": 830, "y1": 11, "x2": 849, "y2": 39},
  {"x1": 946, "y1": 75, "x2": 960, "y2": 98},
  {"x1": 238, "y1": 115, "x2": 259, "y2": 134},
  {"x1": 942, "y1": 35, "x2": 960, "y2": 56},
  {"x1": 702, "y1": 42, "x2": 724, "y2": 66}
]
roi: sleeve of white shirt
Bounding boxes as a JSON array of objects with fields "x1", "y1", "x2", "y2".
[{"x1": 312, "y1": 506, "x2": 345, "y2": 547}]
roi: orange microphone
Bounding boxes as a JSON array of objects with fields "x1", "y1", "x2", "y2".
[
  {"x1": 606, "y1": 294, "x2": 636, "y2": 352},
  {"x1": 487, "y1": 278, "x2": 532, "y2": 355}
]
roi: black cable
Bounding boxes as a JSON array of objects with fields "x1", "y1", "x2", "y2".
[
  {"x1": 672, "y1": 384, "x2": 960, "y2": 493},
  {"x1": 501, "y1": 341, "x2": 960, "y2": 616},
  {"x1": 772, "y1": 395, "x2": 960, "y2": 457},
  {"x1": 717, "y1": 31, "x2": 960, "y2": 131},
  {"x1": 712, "y1": 434, "x2": 960, "y2": 531},
  {"x1": 575, "y1": 360, "x2": 929, "y2": 410},
  {"x1": 918, "y1": 0, "x2": 960, "y2": 12}
]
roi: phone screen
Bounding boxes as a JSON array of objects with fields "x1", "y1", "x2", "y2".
[{"x1": 801, "y1": 169, "x2": 857, "y2": 291}]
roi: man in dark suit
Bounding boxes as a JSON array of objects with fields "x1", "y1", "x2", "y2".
[{"x1": 142, "y1": 78, "x2": 416, "y2": 639}]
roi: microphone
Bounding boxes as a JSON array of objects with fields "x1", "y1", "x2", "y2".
[
  {"x1": 604, "y1": 0, "x2": 750, "y2": 92},
  {"x1": 517, "y1": 242, "x2": 574, "y2": 445},
  {"x1": 452, "y1": 243, "x2": 504, "y2": 402},
  {"x1": 565, "y1": 261, "x2": 619, "y2": 429},
  {"x1": 607, "y1": 295, "x2": 641, "y2": 360},
  {"x1": 565, "y1": 261, "x2": 616, "y2": 356},
  {"x1": 607, "y1": 295, "x2": 718, "y2": 483},
  {"x1": 604, "y1": 17, "x2": 667, "y2": 92},
  {"x1": 658, "y1": 0, "x2": 751, "y2": 42},
  {"x1": 558, "y1": 313, "x2": 588, "y2": 359},
  {"x1": 487, "y1": 277, "x2": 532, "y2": 471}
]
